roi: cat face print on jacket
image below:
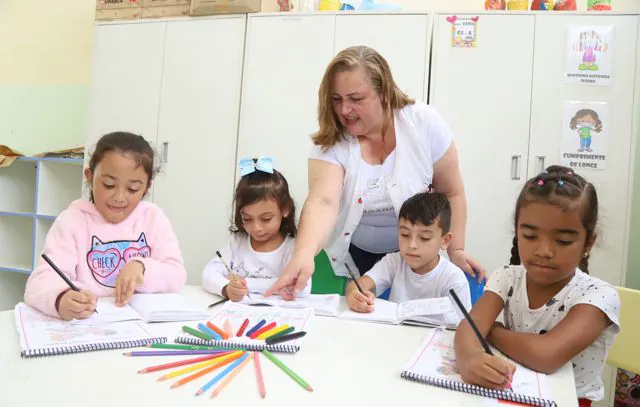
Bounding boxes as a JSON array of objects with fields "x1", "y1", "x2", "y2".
[{"x1": 87, "y1": 233, "x2": 151, "y2": 287}]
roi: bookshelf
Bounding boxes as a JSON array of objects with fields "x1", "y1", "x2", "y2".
[{"x1": 0, "y1": 157, "x2": 83, "y2": 274}]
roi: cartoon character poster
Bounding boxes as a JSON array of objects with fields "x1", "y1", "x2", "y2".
[
  {"x1": 560, "y1": 102, "x2": 609, "y2": 170},
  {"x1": 565, "y1": 26, "x2": 613, "y2": 86}
]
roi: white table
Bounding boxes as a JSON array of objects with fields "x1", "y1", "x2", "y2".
[{"x1": 0, "y1": 286, "x2": 578, "y2": 406}]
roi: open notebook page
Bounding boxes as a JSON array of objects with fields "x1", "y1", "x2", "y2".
[
  {"x1": 71, "y1": 297, "x2": 142, "y2": 325},
  {"x1": 127, "y1": 293, "x2": 209, "y2": 322},
  {"x1": 339, "y1": 298, "x2": 400, "y2": 324},
  {"x1": 241, "y1": 293, "x2": 341, "y2": 317}
]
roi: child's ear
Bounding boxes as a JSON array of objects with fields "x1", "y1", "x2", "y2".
[
  {"x1": 282, "y1": 207, "x2": 290, "y2": 219},
  {"x1": 84, "y1": 168, "x2": 94, "y2": 187},
  {"x1": 584, "y1": 232, "x2": 597, "y2": 255},
  {"x1": 440, "y1": 232, "x2": 453, "y2": 250}
]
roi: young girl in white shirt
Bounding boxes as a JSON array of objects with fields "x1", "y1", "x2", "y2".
[
  {"x1": 202, "y1": 157, "x2": 310, "y2": 301},
  {"x1": 454, "y1": 166, "x2": 620, "y2": 407}
]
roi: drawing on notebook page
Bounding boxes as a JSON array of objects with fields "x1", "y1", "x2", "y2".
[{"x1": 47, "y1": 326, "x2": 119, "y2": 342}]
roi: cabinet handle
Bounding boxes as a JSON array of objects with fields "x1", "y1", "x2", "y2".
[
  {"x1": 162, "y1": 142, "x2": 169, "y2": 163},
  {"x1": 511, "y1": 155, "x2": 522, "y2": 180},
  {"x1": 536, "y1": 156, "x2": 546, "y2": 174}
]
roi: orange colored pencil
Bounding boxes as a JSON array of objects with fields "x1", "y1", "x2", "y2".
[
  {"x1": 170, "y1": 351, "x2": 245, "y2": 389},
  {"x1": 137, "y1": 352, "x2": 233, "y2": 374},
  {"x1": 210, "y1": 353, "x2": 254, "y2": 398},
  {"x1": 253, "y1": 351, "x2": 266, "y2": 398},
  {"x1": 207, "y1": 321, "x2": 229, "y2": 340},
  {"x1": 157, "y1": 351, "x2": 242, "y2": 382},
  {"x1": 224, "y1": 319, "x2": 234, "y2": 338}
]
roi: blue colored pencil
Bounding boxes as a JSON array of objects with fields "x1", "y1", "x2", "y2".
[
  {"x1": 198, "y1": 323, "x2": 222, "y2": 341},
  {"x1": 195, "y1": 353, "x2": 250, "y2": 396},
  {"x1": 245, "y1": 319, "x2": 266, "y2": 337}
]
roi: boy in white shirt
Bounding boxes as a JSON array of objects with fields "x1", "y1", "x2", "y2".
[{"x1": 346, "y1": 192, "x2": 471, "y2": 312}]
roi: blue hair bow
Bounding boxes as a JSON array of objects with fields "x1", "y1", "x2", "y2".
[{"x1": 239, "y1": 157, "x2": 274, "y2": 177}]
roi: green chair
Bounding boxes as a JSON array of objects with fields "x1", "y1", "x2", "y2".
[{"x1": 310, "y1": 250, "x2": 347, "y2": 295}]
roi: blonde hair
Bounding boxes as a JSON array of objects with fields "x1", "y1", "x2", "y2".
[{"x1": 313, "y1": 46, "x2": 415, "y2": 150}]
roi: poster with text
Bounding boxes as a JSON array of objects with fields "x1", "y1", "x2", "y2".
[
  {"x1": 560, "y1": 102, "x2": 609, "y2": 170},
  {"x1": 565, "y1": 26, "x2": 613, "y2": 86},
  {"x1": 449, "y1": 16, "x2": 478, "y2": 48}
]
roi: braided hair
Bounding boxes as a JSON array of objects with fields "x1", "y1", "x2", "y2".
[{"x1": 509, "y1": 165, "x2": 598, "y2": 274}]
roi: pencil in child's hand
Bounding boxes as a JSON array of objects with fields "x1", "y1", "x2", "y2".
[
  {"x1": 448, "y1": 288, "x2": 492, "y2": 355},
  {"x1": 41, "y1": 254, "x2": 98, "y2": 314},
  {"x1": 345, "y1": 263, "x2": 365, "y2": 295},
  {"x1": 216, "y1": 250, "x2": 251, "y2": 299}
]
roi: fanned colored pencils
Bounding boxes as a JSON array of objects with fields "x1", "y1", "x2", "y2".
[
  {"x1": 146, "y1": 343, "x2": 217, "y2": 351},
  {"x1": 124, "y1": 350, "x2": 228, "y2": 357},
  {"x1": 157, "y1": 351, "x2": 242, "y2": 382},
  {"x1": 170, "y1": 351, "x2": 245, "y2": 388},
  {"x1": 253, "y1": 351, "x2": 266, "y2": 398},
  {"x1": 210, "y1": 353, "x2": 254, "y2": 398},
  {"x1": 137, "y1": 353, "x2": 230, "y2": 374},
  {"x1": 262, "y1": 350, "x2": 313, "y2": 392}
]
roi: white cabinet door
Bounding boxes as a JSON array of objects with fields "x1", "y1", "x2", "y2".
[
  {"x1": 528, "y1": 14, "x2": 639, "y2": 287},
  {"x1": 86, "y1": 22, "x2": 166, "y2": 149},
  {"x1": 153, "y1": 17, "x2": 246, "y2": 284},
  {"x1": 334, "y1": 14, "x2": 430, "y2": 101},
  {"x1": 237, "y1": 15, "x2": 336, "y2": 212},
  {"x1": 430, "y1": 14, "x2": 536, "y2": 276}
]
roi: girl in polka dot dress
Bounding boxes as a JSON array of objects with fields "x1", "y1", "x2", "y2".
[{"x1": 454, "y1": 166, "x2": 620, "y2": 407}]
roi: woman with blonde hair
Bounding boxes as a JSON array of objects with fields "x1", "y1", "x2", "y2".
[{"x1": 266, "y1": 45, "x2": 482, "y2": 297}]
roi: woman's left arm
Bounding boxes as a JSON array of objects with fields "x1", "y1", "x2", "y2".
[{"x1": 432, "y1": 142, "x2": 484, "y2": 281}]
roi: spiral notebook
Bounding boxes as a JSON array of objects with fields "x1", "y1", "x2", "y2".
[
  {"x1": 400, "y1": 329, "x2": 557, "y2": 407},
  {"x1": 240, "y1": 293, "x2": 341, "y2": 317},
  {"x1": 14, "y1": 302, "x2": 166, "y2": 358},
  {"x1": 175, "y1": 302, "x2": 313, "y2": 353}
]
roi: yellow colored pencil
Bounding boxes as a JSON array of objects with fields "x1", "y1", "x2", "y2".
[
  {"x1": 257, "y1": 324, "x2": 290, "y2": 340},
  {"x1": 157, "y1": 351, "x2": 244, "y2": 381},
  {"x1": 210, "y1": 353, "x2": 254, "y2": 398}
]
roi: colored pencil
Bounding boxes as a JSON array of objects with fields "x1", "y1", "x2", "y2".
[
  {"x1": 265, "y1": 331, "x2": 306, "y2": 345},
  {"x1": 253, "y1": 351, "x2": 266, "y2": 398},
  {"x1": 182, "y1": 325, "x2": 213, "y2": 342},
  {"x1": 146, "y1": 343, "x2": 217, "y2": 351},
  {"x1": 257, "y1": 324, "x2": 290, "y2": 340},
  {"x1": 216, "y1": 250, "x2": 251, "y2": 299},
  {"x1": 41, "y1": 253, "x2": 98, "y2": 314},
  {"x1": 236, "y1": 318, "x2": 250, "y2": 337},
  {"x1": 210, "y1": 353, "x2": 254, "y2": 398},
  {"x1": 124, "y1": 350, "x2": 229, "y2": 357},
  {"x1": 138, "y1": 353, "x2": 230, "y2": 374},
  {"x1": 206, "y1": 321, "x2": 229, "y2": 340},
  {"x1": 196, "y1": 353, "x2": 250, "y2": 396},
  {"x1": 171, "y1": 351, "x2": 245, "y2": 389},
  {"x1": 249, "y1": 322, "x2": 277, "y2": 339},
  {"x1": 262, "y1": 350, "x2": 313, "y2": 392},
  {"x1": 158, "y1": 350, "x2": 243, "y2": 382},
  {"x1": 224, "y1": 319, "x2": 234, "y2": 338},
  {"x1": 198, "y1": 323, "x2": 222, "y2": 341},
  {"x1": 245, "y1": 319, "x2": 266, "y2": 337},
  {"x1": 345, "y1": 263, "x2": 365, "y2": 295},
  {"x1": 264, "y1": 326, "x2": 295, "y2": 342}
]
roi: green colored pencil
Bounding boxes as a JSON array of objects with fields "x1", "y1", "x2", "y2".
[
  {"x1": 182, "y1": 325, "x2": 213, "y2": 341},
  {"x1": 265, "y1": 326, "x2": 295, "y2": 341},
  {"x1": 146, "y1": 343, "x2": 217, "y2": 351},
  {"x1": 262, "y1": 350, "x2": 313, "y2": 392}
]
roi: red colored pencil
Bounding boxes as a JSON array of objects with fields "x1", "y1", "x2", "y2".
[
  {"x1": 207, "y1": 321, "x2": 229, "y2": 340},
  {"x1": 249, "y1": 322, "x2": 277, "y2": 339},
  {"x1": 237, "y1": 318, "x2": 250, "y2": 337},
  {"x1": 137, "y1": 352, "x2": 233, "y2": 374}
]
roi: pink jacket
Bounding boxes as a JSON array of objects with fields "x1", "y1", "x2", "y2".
[{"x1": 24, "y1": 199, "x2": 187, "y2": 317}]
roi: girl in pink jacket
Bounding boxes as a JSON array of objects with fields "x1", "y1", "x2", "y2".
[{"x1": 24, "y1": 132, "x2": 187, "y2": 320}]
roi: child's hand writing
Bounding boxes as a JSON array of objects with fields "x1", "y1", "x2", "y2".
[
  {"x1": 347, "y1": 290, "x2": 375, "y2": 313},
  {"x1": 224, "y1": 278, "x2": 249, "y2": 302},
  {"x1": 458, "y1": 350, "x2": 516, "y2": 390},
  {"x1": 57, "y1": 289, "x2": 97, "y2": 320},
  {"x1": 115, "y1": 261, "x2": 145, "y2": 306}
]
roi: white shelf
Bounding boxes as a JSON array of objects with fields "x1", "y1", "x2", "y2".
[
  {"x1": 0, "y1": 216, "x2": 33, "y2": 272},
  {"x1": 36, "y1": 160, "x2": 83, "y2": 217},
  {"x1": 34, "y1": 217, "x2": 55, "y2": 265},
  {"x1": 0, "y1": 160, "x2": 36, "y2": 213}
]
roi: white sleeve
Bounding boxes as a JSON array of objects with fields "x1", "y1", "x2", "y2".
[
  {"x1": 424, "y1": 106, "x2": 454, "y2": 163},
  {"x1": 364, "y1": 253, "x2": 399, "y2": 296},
  {"x1": 484, "y1": 266, "x2": 514, "y2": 304},
  {"x1": 201, "y1": 236, "x2": 238, "y2": 297},
  {"x1": 571, "y1": 281, "x2": 621, "y2": 333},
  {"x1": 309, "y1": 143, "x2": 345, "y2": 168}
]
